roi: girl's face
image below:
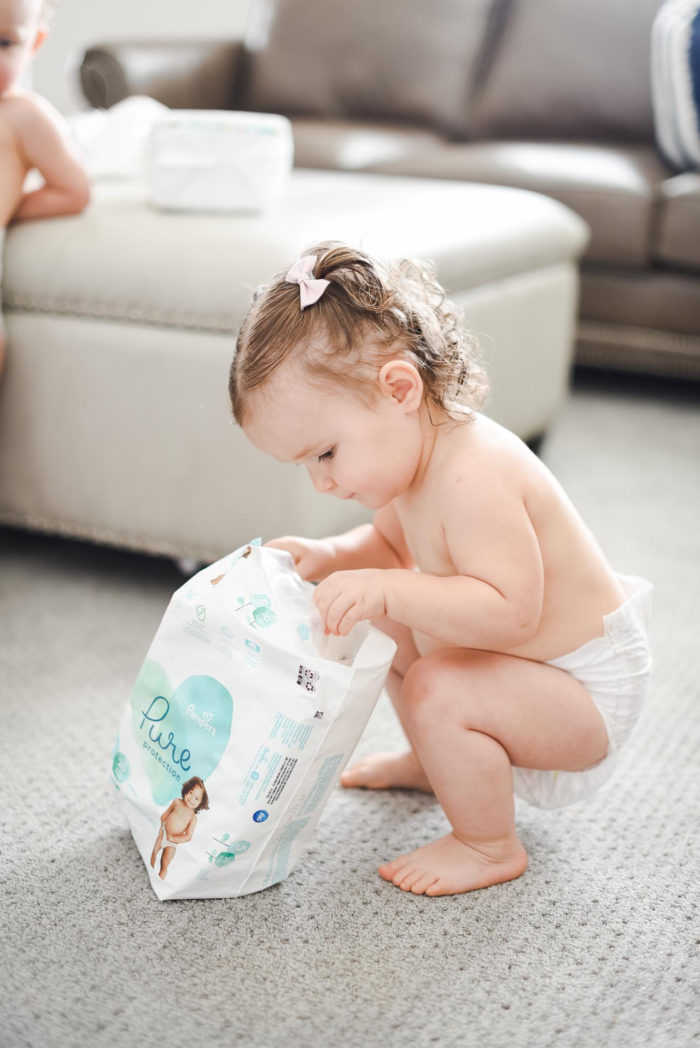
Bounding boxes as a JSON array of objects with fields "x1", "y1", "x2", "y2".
[
  {"x1": 184, "y1": 785, "x2": 204, "y2": 810},
  {"x1": 0, "y1": 0, "x2": 45, "y2": 95},
  {"x1": 242, "y1": 359, "x2": 427, "y2": 511}
]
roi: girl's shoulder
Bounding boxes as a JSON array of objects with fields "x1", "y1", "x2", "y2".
[
  {"x1": 439, "y1": 413, "x2": 542, "y2": 500},
  {"x1": 448, "y1": 412, "x2": 525, "y2": 465},
  {"x1": 0, "y1": 89, "x2": 44, "y2": 117}
]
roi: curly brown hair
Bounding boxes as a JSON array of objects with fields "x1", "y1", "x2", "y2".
[{"x1": 229, "y1": 241, "x2": 488, "y2": 426}]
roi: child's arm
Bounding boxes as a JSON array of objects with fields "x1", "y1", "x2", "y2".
[
  {"x1": 313, "y1": 481, "x2": 544, "y2": 650},
  {"x1": 171, "y1": 814, "x2": 197, "y2": 844},
  {"x1": 0, "y1": 123, "x2": 28, "y2": 226},
  {"x1": 12, "y1": 95, "x2": 90, "y2": 222},
  {"x1": 267, "y1": 503, "x2": 413, "y2": 581},
  {"x1": 159, "y1": 801, "x2": 176, "y2": 828},
  {"x1": 153, "y1": 810, "x2": 169, "y2": 848}
]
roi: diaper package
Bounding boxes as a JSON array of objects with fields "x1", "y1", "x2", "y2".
[
  {"x1": 143, "y1": 110, "x2": 294, "y2": 213},
  {"x1": 111, "y1": 541, "x2": 396, "y2": 900}
]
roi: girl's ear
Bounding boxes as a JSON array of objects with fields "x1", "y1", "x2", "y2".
[
  {"x1": 378, "y1": 359, "x2": 423, "y2": 413},
  {"x1": 31, "y1": 27, "x2": 47, "y2": 55}
]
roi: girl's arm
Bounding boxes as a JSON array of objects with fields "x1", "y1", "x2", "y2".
[
  {"x1": 314, "y1": 484, "x2": 544, "y2": 650},
  {"x1": 0, "y1": 129, "x2": 27, "y2": 226},
  {"x1": 160, "y1": 802, "x2": 176, "y2": 826},
  {"x1": 267, "y1": 503, "x2": 412, "y2": 581},
  {"x1": 153, "y1": 808, "x2": 170, "y2": 846},
  {"x1": 172, "y1": 815, "x2": 197, "y2": 844},
  {"x1": 13, "y1": 96, "x2": 90, "y2": 221}
]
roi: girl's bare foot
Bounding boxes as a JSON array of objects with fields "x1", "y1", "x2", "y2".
[
  {"x1": 379, "y1": 832, "x2": 528, "y2": 896},
  {"x1": 340, "y1": 750, "x2": 433, "y2": 792}
]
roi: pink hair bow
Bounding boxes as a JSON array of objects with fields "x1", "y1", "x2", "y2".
[{"x1": 285, "y1": 255, "x2": 330, "y2": 309}]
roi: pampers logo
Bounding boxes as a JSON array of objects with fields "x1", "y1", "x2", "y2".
[
  {"x1": 129, "y1": 658, "x2": 233, "y2": 805},
  {"x1": 186, "y1": 704, "x2": 217, "y2": 736}
]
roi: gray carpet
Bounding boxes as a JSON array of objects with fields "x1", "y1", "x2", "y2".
[{"x1": 2, "y1": 371, "x2": 699, "y2": 1048}]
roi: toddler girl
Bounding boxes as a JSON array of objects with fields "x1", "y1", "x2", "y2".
[{"x1": 229, "y1": 242, "x2": 652, "y2": 897}]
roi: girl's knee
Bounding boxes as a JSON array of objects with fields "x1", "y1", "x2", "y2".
[
  {"x1": 400, "y1": 648, "x2": 511, "y2": 730},
  {"x1": 400, "y1": 649, "x2": 482, "y2": 720}
]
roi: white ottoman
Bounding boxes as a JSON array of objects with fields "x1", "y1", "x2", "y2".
[{"x1": 0, "y1": 171, "x2": 587, "y2": 560}]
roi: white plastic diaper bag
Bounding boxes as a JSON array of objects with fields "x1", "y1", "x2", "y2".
[
  {"x1": 112, "y1": 542, "x2": 396, "y2": 900},
  {"x1": 143, "y1": 110, "x2": 294, "y2": 213}
]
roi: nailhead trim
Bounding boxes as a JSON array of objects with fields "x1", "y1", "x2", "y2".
[{"x1": 3, "y1": 293, "x2": 239, "y2": 335}]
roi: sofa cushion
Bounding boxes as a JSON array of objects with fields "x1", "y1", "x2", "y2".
[
  {"x1": 290, "y1": 118, "x2": 446, "y2": 172},
  {"x1": 243, "y1": 0, "x2": 498, "y2": 137},
  {"x1": 651, "y1": 0, "x2": 700, "y2": 169},
  {"x1": 371, "y1": 141, "x2": 669, "y2": 267},
  {"x1": 472, "y1": 0, "x2": 661, "y2": 141},
  {"x1": 656, "y1": 172, "x2": 700, "y2": 271}
]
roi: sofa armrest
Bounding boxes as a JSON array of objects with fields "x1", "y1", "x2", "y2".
[{"x1": 79, "y1": 41, "x2": 245, "y2": 110}]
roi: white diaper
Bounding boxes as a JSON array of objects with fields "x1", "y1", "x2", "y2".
[
  {"x1": 512, "y1": 574, "x2": 653, "y2": 808},
  {"x1": 160, "y1": 827, "x2": 178, "y2": 850}
]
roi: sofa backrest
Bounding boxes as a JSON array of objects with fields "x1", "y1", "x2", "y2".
[
  {"x1": 243, "y1": 0, "x2": 662, "y2": 145},
  {"x1": 242, "y1": 0, "x2": 501, "y2": 138},
  {"x1": 472, "y1": 0, "x2": 662, "y2": 142}
]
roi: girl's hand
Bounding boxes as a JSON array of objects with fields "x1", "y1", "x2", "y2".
[
  {"x1": 313, "y1": 569, "x2": 389, "y2": 635},
  {"x1": 265, "y1": 535, "x2": 336, "y2": 581}
]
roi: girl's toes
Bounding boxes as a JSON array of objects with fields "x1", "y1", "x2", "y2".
[
  {"x1": 425, "y1": 878, "x2": 449, "y2": 897},
  {"x1": 410, "y1": 872, "x2": 440, "y2": 895},
  {"x1": 378, "y1": 858, "x2": 403, "y2": 880},
  {"x1": 395, "y1": 867, "x2": 421, "y2": 891}
]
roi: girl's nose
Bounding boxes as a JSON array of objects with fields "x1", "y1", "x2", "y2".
[{"x1": 310, "y1": 468, "x2": 336, "y2": 494}]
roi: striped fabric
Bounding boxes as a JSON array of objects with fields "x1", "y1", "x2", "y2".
[{"x1": 652, "y1": 0, "x2": 700, "y2": 168}]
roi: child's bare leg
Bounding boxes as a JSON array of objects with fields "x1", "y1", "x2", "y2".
[
  {"x1": 158, "y1": 845, "x2": 176, "y2": 879},
  {"x1": 379, "y1": 648, "x2": 608, "y2": 896},
  {"x1": 341, "y1": 616, "x2": 431, "y2": 791}
]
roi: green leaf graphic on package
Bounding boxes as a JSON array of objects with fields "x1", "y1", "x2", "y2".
[
  {"x1": 129, "y1": 658, "x2": 232, "y2": 805},
  {"x1": 237, "y1": 592, "x2": 277, "y2": 628}
]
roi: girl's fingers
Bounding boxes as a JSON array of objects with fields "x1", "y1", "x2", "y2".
[
  {"x1": 324, "y1": 593, "x2": 356, "y2": 635},
  {"x1": 324, "y1": 597, "x2": 347, "y2": 635},
  {"x1": 312, "y1": 580, "x2": 335, "y2": 618},
  {"x1": 336, "y1": 606, "x2": 360, "y2": 636}
]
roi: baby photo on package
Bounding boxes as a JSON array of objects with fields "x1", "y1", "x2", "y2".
[{"x1": 111, "y1": 541, "x2": 396, "y2": 900}]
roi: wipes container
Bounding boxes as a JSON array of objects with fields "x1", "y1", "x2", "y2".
[
  {"x1": 143, "y1": 110, "x2": 294, "y2": 213},
  {"x1": 112, "y1": 541, "x2": 396, "y2": 900}
]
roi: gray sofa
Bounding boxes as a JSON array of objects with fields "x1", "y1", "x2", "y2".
[{"x1": 80, "y1": 0, "x2": 700, "y2": 381}]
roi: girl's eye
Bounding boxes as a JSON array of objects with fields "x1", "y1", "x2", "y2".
[{"x1": 318, "y1": 448, "x2": 335, "y2": 462}]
